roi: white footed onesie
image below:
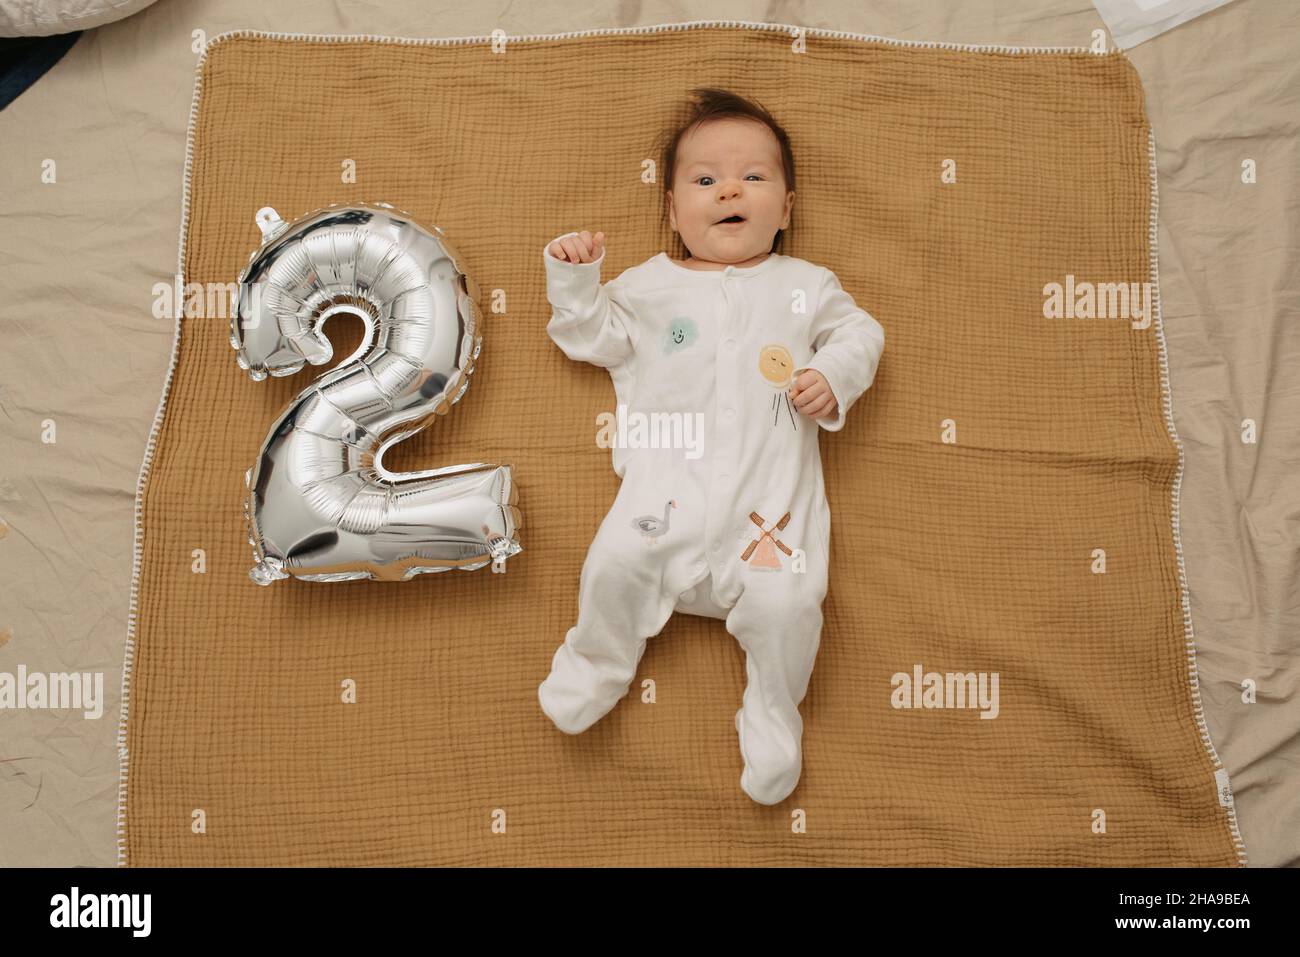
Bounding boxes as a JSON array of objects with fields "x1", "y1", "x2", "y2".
[{"x1": 537, "y1": 231, "x2": 885, "y2": 805}]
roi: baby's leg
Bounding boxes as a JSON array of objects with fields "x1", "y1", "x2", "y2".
[
  {"x1": 726, "y1": 560, "x2": 829, "y2": 805},
  {"x1": 539, "y1": 519, "x2": 685, "y2": 734}
]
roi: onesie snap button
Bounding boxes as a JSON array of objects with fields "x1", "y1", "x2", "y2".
[
  {"x1": 723, "y1": 337, "x2": 735, "y2": 349},
  {"x1": 724, "y1": 407, "x2": 735, "y2": 421}
]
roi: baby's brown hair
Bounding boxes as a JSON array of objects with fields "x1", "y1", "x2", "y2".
[{"x1": 656, "y1": 87, "x2": 796, "y2": 256}]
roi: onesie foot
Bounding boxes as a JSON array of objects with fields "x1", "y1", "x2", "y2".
[
  {"x1": 735, "y1": 706, "x2": 803, "y2": 805},
  {"x1": 538, "y1": 659, "x2": 631, "y2": 735},
  {"x1": 538, "y1": 630, "x2": 639, "y2": 734},
  {"x1": 538, "y1": 678, "x2": 605, "y2": 734}
]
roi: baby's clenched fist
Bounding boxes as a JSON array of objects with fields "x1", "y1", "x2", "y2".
[
  {"x1": 548, "y1": 230, "x2": 606, "y2": 264},
  {"x1": 789, "y1": 368, "x2": 839, "y2": 422}
]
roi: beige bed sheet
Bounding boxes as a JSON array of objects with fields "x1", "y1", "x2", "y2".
[{"x1": 0, "y1": 0, "x2": 1294, "y2": 868}]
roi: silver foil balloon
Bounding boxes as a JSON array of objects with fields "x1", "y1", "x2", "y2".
[{"x1": 230, "y1": 202, "x2": 522, "y2": 585}]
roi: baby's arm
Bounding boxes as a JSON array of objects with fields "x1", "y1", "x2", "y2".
[
  {"x1": 795, "y1": 267, "x2": 886, "y2": 432},
  {"x1": 542, "y1": 231, "x2": 638, "y2": 369}
]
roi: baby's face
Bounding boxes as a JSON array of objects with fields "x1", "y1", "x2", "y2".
[{"x1": 668, "y1": 117, "x2": 795, "y2": 267}]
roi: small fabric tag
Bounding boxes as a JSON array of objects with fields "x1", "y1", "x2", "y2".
[{"x1": 1214, "y1": 768, "x2": 1234, "y2": 808}]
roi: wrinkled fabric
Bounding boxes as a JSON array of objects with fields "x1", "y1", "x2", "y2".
[{"x1": 1, "y1": 0, "x2": 1294, "y2": 868}]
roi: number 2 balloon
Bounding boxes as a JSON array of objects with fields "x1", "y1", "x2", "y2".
[{"x1": 230, "y1": 202, "x2": 523, "y2": 585}]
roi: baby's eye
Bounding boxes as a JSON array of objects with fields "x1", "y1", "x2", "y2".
[{"x1": 696, "y1": 175, "x2": 765, "y2": 185}]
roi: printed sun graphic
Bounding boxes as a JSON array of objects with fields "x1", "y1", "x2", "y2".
[{"x1": 757, "y1": 343, "x2": 798, "y2": 430}]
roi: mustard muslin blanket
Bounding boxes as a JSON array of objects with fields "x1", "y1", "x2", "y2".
[{"x1": 118, "y1": 24, "x2": 1244, "y2": 867}]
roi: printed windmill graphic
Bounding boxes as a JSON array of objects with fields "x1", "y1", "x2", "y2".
[{"x1": 740, "y1": 510, "x2": 793, "y2": 571}]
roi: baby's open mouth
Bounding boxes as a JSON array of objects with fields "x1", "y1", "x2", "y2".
[{"x1": 714, "y1": 215, "x2": 746, "y2": 225}]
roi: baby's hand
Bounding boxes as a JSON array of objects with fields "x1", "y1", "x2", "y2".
[
  {"x1": 789, "y1": 369, "x2": 838, "y2": 422},
  {"x1": 547, "y1": 230, "x2": 605, "y2": 264}
]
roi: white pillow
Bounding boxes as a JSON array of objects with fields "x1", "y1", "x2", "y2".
[
  {"x1": 1090, "y1": 0, "x2": 1241, "y2": 49},
  {"x1": 0, "y1": 0, "x2": 160, "y2": 37}
]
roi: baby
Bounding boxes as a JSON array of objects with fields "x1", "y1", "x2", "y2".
[{"x1": 537, "y1": 88, "x2": 885, "y2": 805}]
